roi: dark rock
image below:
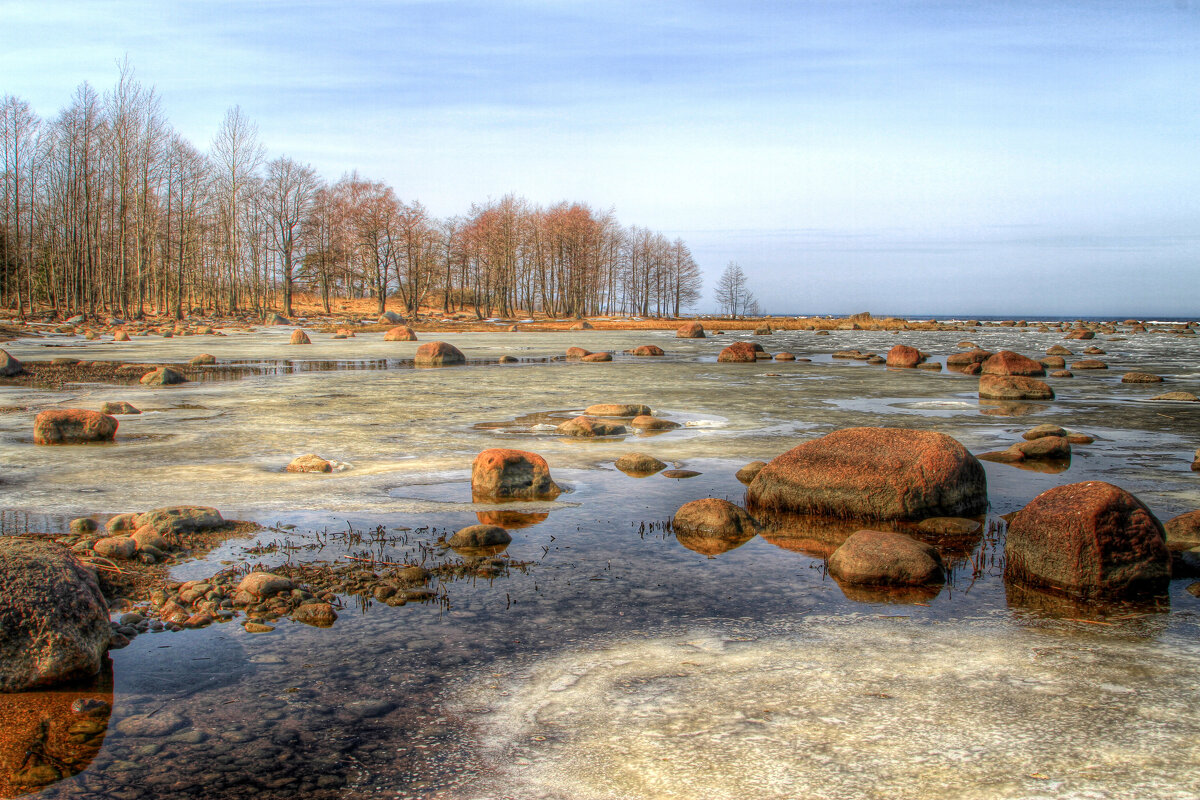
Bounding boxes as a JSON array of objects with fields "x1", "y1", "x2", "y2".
[
  {"x1": 0, "y1": 349, "x2": 22, "y2": 377},
  {"x1": 747, "y1": 427, "x2": 987, "y2": 520},
  {"x1": 0, "y1": 539, "x2": 111, "y2": 691},
  {"x1": 1005, "y1": 481, "x2": 1169, "y2": 600}
]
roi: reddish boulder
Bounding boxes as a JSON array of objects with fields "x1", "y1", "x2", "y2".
[
  {"x1": 673, "y1": 499, "x2": 757, "y2": 556},
  {"x1": 565, "y1": 347, "x2": 591, "y2": 359},
  {"x1": 34, "y1": 410, "x2": 118, "y2": 445},
  {"x1": 1071, "y1": 359, "x2": 1108, "y2": 370},
  {"x1": 414, "y1": 341, "x2": 465, "y2": 366},
  {"x1": 828, "y1": 530, "x2": 945, "y2": 586},
  {"x1": 471, "y1": 448, "x2": 560, "y2": 500},
  {"x1": 885, "y1": 345, "x2": 922, "y2": 368},
  {"x1": 978, "y1": 375, "x2": 1055, "y2": 401},
  {"x1": 747, "y1": 427, "x2": 987, "y2": 520},
  {"x1": 629, "y1": 415, "x2": 680, "y2": 430},
  {"x1": 1004, "y1": 481, "x2": 1169, "y2": 600},
  {"x1": 676, "y1": 321, "x2": 705, "y2": 338},
  {"x1": 287, "y1": 454, "x2": 333, "y2": 473},
  {"x1": 384, "y1": 326, "x2": 418, "y2": 341},
  {"x1": 626, "y1": 345, "x2": 665, "y2": 356},
  {"x1": 557, "y1": 416, "x2": 626, "y2": 436},
  {"x1": 946, "y1": 349, "x2": 991, "y2": 367},
  {"x1": 717, "y1": 342, "x2": 760, "y2": 363},
  {"x1": 289, "y1": 329, "x2": 311, "y2": 345},
  {"x1": 981, "y1": 350, "x2": 1045, "y2": 377},
  {"x1": 581, "y1": 352, "x2": 612, "y2": 362}
]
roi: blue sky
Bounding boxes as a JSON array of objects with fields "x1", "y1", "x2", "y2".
[{"x1": 3, "y1": 0, "x2": 1198, "y2": 316}]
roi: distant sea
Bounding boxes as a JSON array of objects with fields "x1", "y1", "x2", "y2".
[{"x1": 777, "y1": 313, "x2": 1196, "y2": 325}]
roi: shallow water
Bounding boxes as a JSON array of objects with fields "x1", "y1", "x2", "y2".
[{"x1": 2, "y1": 323, "x2": 1200, "y2": 798}]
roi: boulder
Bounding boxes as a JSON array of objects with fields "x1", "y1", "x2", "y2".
[
  {"x1": 113, "y1": 330, "x2": 131, "y2": 342},
  {"x1": 449, "y1": 524, "x2": 512, "y2": 548},
  {"x1": 747, "y1": 427, "x2": 987, "y2": 520},
  {"x1": 676, "y1": 321, "x2": 705, "y2": 338},
  {"x1": 139, "y1": 367, "x2": 186, "y2": 386},
  {"x1": 1046, "y1": 345, "x2": 1072, "y2": 356},
  {"x1": 133, "y1": 506, "x2": 224, "y2": 536},
  {"x1": 946, "y1": 349, "x2": 991, "y2": 367},
  {"x1": 1065, "y1": 329, "x2": 1095, "y2": 340},
  {"x1": 1013, "y1": 435, "x2": 1071, "y2": 460},
  {"x1": 1083, "y1": 346, "x2": 1106, "y2": 355},
  {"x1": 1122, "y1": 372, "x2": 1163, "y2": 383},
  {"x1": 105, "y1": 513, "x2": 138, "y2": 534},
  {"x1": 717, "y1": 342, "x2": 760, "y2": 363},
  {"x1": 69, "y1": 518, "x2": 98, "y2": 536},
  {"x1": 0, "y1": 538, "x2": 111, "y2": 691},
  {"x1": 615, "y1": 453, "x2": 667, "y2": 475},
  {"x1": 291, "y1": 602, "x2": 338, "y2": 627},
  {"x1": 0, "y1": 349, "x2": 22, "y2": 377},
  {"x1": 775, "y1": 352, "x2": 796, "y2": 361},
  {"x1": 189, "y1": 353, "x2": 216, "y2": 365},
  {"x1": 1165, "y1": 510, "x2": 1200, "y2": 551},
  {"x1": 981, "y1": 351, "x2": 1045, "y2": 377},
  {"x1": 557, "y1": 416, "x2": 626, "y2": 437},
  {"x1": 236, "y1": 572, "x2": 293, "y2": 599},
  {"x1": 1151, "y1": 391, "x2": 1198, "y2": 401},
  {"x1": 289, "y1": 329, "x2": 311, "y2": 345},
  {"x1": 378, "y1": 311, "x2": 403, "y2": 324},
  {"x1": 629, "y1": 415, "x2": 680, "y2": 431},
  {"x1": 34, "y1": 410, "x2": 118, "y2": 444},
  {"x1": 1040, "y1": 356, "x2": 1066, "y2": 369},
  {"x1": 130, "y1": 526, "x2": 169, "y2": 552},
  {"x1": 1071, "y1": 359, "x2": 1108, "y2": 370},
  {"x1": 570, "y1": 320, "x2": 594, "y2": 330},
  {"x1": 915, "y1": 517, "x2": 982, "y2": 537},
  {"x1": 662, "y1": 469, "x2": 701, "y2": 478},
  {"x1": 885, "y1": 345, "x2": 922, "y2": 368},
  {"x1": 978, "y1": 375, "x2": 1055, "y2": 401},
  {"x1": 286, "y1": 454, "x2": 333, "y2": 473},
  {"x1": 736, "y1": 460, "x2": 767, "y2": 484},
  {"x1": 1004, "y1": 481, "x2": 1169, "y2": 600},
  {"x1": 471, "y1": 449, "x2": 560, "y2": 500},
  {"x1": 581, "y1": 352, "x2": 612, "y2": 362},
  {"x1": 99, "y1": 401, "x2": 140, "y2": 415},
  {"x1": 92, "y1": 536, "x2": 137, "y2": 560},
  {"x1": 828, "y1": 530, "x2": 945, "y2": 586},
  {"x1": 673, "y1": 498, "x2": 757, "y2": 538},
  {"x1": 264, "y1": 312, "x2": 290, "y2": 325},
  {"x1": 384, "y1": 326, "x2": 417, "y2": 341},
  {"x1": 565, "y1": 347, "x2": 591, "y2": 359},
  {"x1": 626, "y1": 345, "x2": 664, "y2": 356},
  {"x1": 584, "y1": 403, "x2": 651, "y2": 417},
  {"x1": 499, "y1": 355, "x2": 518, "y2": 363},
  {"x1": 1049, "y1": 370, "x2": 1073, "y2": 378},
  {"x1": 414, "y1": 341, "x2": 465, "y2": 366},
  {"x1": 1022, "y1": 424, "x2": 1066, "y2": 440}
]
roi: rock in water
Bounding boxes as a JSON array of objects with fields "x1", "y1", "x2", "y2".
[
  {"x1": 34, "y1": 410, "x2": 118, "y2": 444},
  {"x1": 414, "y1": 341, "x2": 465, "y2": 366},
  {"x1": 0, "y1": 349, "x2": 23, "y2": 376},
  {"x1": 291, "y1": 603, "x2": 338, "y2": 627},
  {"x1": 828, "y1": 530, "x2": 945, "y2": 586},
  {"x1": 885, "y1": 345, "x2": 922, "y2": 368},
  {"x1": 747, "y1": 427, "x2": 987, "y2": 520},
  {"x1": 289, "y1": 329, "x2": 311, "y2": 345},
  {"x1": 133, "y1": 506, "x2": 223, "y2": 536},
  {"x1": 449, "y1": 524, "x2": 512, "y2": 547},
  {"x1": 615, "y1": 453, "x2": 667, "y2": 475},
  {"x1": 626, "y1": 345, "x2": 664, "y2": 356},
  {"x1": 1005, "y1": 481, "x2": 1169, "y2": 601},
  {"x1": 384, "y1": 325, "x2": 417, "y2": 341},
  {"x1": 99, "y1": 401, "x2": 140, "y2": 415},
  {"x1": 673, "y1": 498, "x2": 757, "y2": 537},
  {"x1": 676, "y1": 321, "x2": 705, "y2": 338},
  {"x1": 629, "y1": 415, "x2": 680, "y2": 430},
  {"x1": 0, "y1": 539, "x2": 111, "y2": 691},
  {"x1": 736, "y1": 461, "x2": 767, "y2": 484},
  {"x1": 286, "y1": 454, "x2": 333, "y2": 473},
  {"x1": 581, "y1": 352, "x2": 612, "y2": 362},
  {"x1": 981, "y1": 350, "x2": 1046, "y2": 377},
  {"x1": 717, "y1": 342, "x2": 760, "y2": 362},
  {"x1": 978, "y1": 375, "x2": 1055, "y2": 401},
  {"x1": 472, "y1": 449, "x2": 561, "y2": 500},
  {"x1": 189, "y1": 353, "x2": 216, "y2": 365},
  {"x1": 139, "y1": 367, "x2": 186, "y2": 385},
  {"x1": 584, "y1": 403, "x2": 651, "y2": 417},
  {"x1": 557, "y1": 416, "x2": 626, "y2": 437}
]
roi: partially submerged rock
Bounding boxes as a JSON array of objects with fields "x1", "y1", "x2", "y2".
[
  {"x1": 978, "y1": 375, "x2": 1055, "y2": 401},
  {"x1": 289, "y1": 329, "x2": 311, "y2": 345},
  {"x1": 885, "y1": 344, "x2": 922, "y2": 368},
  {"x1": 0, "y1": 538, "x2": 111, "y2": 691},
  {"x1": 673, "y1": 499, "x2": 757, "y2": 555},
  {"x1": 1022, "y1": 424, "x2": 1066, "y2": 440},
  {"x1": 286, "y1": 454, "x2": 334, "y2": 473},
  {"x1": 449, "y1": 524, "x2": 511, "y2": 548},
  {"x1": 236, "y1": 571, "x2": 294, "y2": 599},
  {"x1": 676, "y1": 321, "x2": 705, "y2": 338},
  {"x1": 1122, "y1": 372, "x2": 1163, "y2": 383},
  {"x1": 736, "y1": 460, "x2": 767, "y2": 484},
  {"x1": 34, "y1": 410, "x2": 118, "y2": 444},
  {"x1": 1071, "y1": 359, "x2": 1108, "y2": 370},
  {"x1": 557, "y1": 416, "x2": 626, "y2": 436},
  {"x1": 384, "y1": 326, "x2": 417, "y2": 341},
  {"x1": 626, "y1": 344, "x2": 664, "y2": 356},
  {"x1": 139, "y1": 366, "x2": 186, "y2": 385},
  {"x1": 828, "y1": 530, "x2": 945, "y2": 587},
  {"x1": 717, "y1": 342, "x2": 760, "y2": 363},
  {"x1": 1150, "y1": 391, "x2": 1198, "y2": 402},
  {"x1": 134, "y1": 506, "x2": 224, "y2": 537},
  {"x1": 1004, "y1": 481, "x2": 1169, "y2": 601},
  {"x1": 0, "y1": 349, "x2": 21, "y2": 377},
  {"x1": 747, "y1": 427, "x2": 987, "y2": 520},
  {"x1": 981, "y1": 351, "x2": 1045, "y2": 377},
  {"x1": 99, "y1": 401, "x2": 140, "y2": 415},
  {"x1": 584, "y1": 403, "x2": 651, "y2": 417},
  {"x1": 615, "y1": 453, "x2": 667, "y2": 475},
  {"x1": 581, "y1": 352, "x2": 612, "y2": 362},
  {"x1": 414, "y1": 341, "x2": 465, "y2": 366},
  {"x1": 189, "y1": 353, "x2": 216, "y2": 365},
  {"x1": 472, "y1": 448, "x2": 560, "y2": 500},
  {"x1": 629, "y1": 415, "x2": 680, "y2": 431}
]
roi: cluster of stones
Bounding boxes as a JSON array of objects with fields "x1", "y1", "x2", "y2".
[
  {"x1": 147, "y1": 570, "x2": 339, "y2": 636},
  {"x1": 555, "y1": 403, "x2": 681, "y2": 437},
  {"x1": 977, "y1": 423, "x2": 1093, "y2": 465},
  {"x1": 68, "y1": 506, "x2": 227, "y2": 567}
]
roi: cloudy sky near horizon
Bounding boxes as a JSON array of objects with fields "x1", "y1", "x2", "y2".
[{"x1": 3, "y1": 0, "x2": 1198, "y2": 316}]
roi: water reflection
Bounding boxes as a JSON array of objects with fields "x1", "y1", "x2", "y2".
[
  {"x1": 834, "y1": 580, "x2": 942, "y2": 604},
  {"x1": 674, "y1": 528, "x2": 757, "y2": 557}
]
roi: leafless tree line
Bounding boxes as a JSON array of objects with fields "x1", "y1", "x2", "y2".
[{"x1": 0, "y1": 64, "x2": 702, "y2": 321}]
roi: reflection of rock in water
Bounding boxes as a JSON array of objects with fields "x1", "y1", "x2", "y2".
[
  {"x1": 457, "y1": 617, "x2": 1200, "y2": 800},
  {"x1": 835, "y1": 579, "x2": 941, "y2": 604},
  {"x1": 758, "y1": 514, "x2": 900, "y2": 559},
  {"x1": 979, "y1": 401, "x2": 1051, "y2": 417},
  {"x1": 0, "y1": 661, "x2": 113, "y2": 797},
  {"x1": 1004, "y1": 580, "x2": 1169, "y2": 628},
  {"x1": 475, "y1": 509, "x2": 548, "y2": 529},
  {"x1": 674, "y1": 528, "x2": 756, "y2": 557}
]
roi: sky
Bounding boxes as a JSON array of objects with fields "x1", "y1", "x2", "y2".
[{"x1": 2, "y1": 0, "x2": 1198, "y2": 316}]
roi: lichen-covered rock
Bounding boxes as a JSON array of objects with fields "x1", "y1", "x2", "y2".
[
  {"x1": 34, "y1": 410, "x2": 118, "y2": 444},
  {"x1": 747, "y1": 427, "x2": 987, "y2": 521},
  {"x1": 92, "y1": 536, "x2": 137, "y2": 560},
  {"x1": 471, "y1": 449, "x2": 560, "y2": 500},
  {"x1": 0, "y1": 538, "x2": 111, "y2": 691},
  {"x1": 133, "y1": 506, "x2": 223, "y2": 536},
  {"x1": 1004, "y1": 481, "x2": 1169, "y2": 601}
]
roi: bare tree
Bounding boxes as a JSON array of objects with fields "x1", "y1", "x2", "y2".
[
  {"x1": 264, "y1": 156, "x2": 317, "y2": 317},
  {"x1": 211, "y1": 105, "x2": 264, "y2": 313},
  {"x1": 714, "y1": 261, "x2": 758, "y2": 318}
]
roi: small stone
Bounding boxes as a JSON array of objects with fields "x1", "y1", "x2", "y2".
[
  {"x1": 449, "y1": 524, "x2": 512, "y2": 548},
  {"x1": 291, "y1": 602, "x2": 337, "y2": 627},
  {"x1": 92, "y1": 536, "x2": 137, "y2": 560},
  {"x1": 69, "y1": 518, "x2": 99, "y2": 536},
  {"x1": 736, "y1": 461, "x2": 767, "y2": 484},
  {"x1": 662, "y1": 469, "x2": 701, "y2": 478},
  {"x1": 99, "y1": 401, "x2": 140, "y2": 415},
  {"x1": 237, "y1": 572, "x2": 293, "y2": 599},
  {"x1": 243, "y1": 622, "x2": 275, "y2": 633},
  {"x1": 615, "y1": 453, "x2": 667, "y2": 474},
  {"x1": 286, "y1": 454, "x2": 333, "y2": 473}
]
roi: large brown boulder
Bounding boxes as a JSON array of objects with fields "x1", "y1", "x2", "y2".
[
  {"x1": 626, "y1": 345, "x2": 665, "y2": 356},
  {"x1": 747, "y1": 427, "x2": 987, "y2": 520},
  {"x1": 828, "y1": 530, "x2": 945, "y2": 586},
  {"x1": 414, "y1": 341, "x2": 465, "y2": 366},
  {"x1": 717, "y1": 342, "x2": 760, "y2": 362},
  {"x1": 981, "y1": 351, "x2": 1045, "y2": 377},
  {"x1": 471, "y1": 449, "x2": 560, "y2": 500},
  {"x1": 0, "y1": 349, "x2": 23, "y2": 376},
  {"x1": 885, "y1": 345, "x2": 922, "y2": 368},
  {"x1": 0, "y1": 539, "x2": 111, "y2": 691},
  {"x1": 946, "y1": 349, "x2": 992, "y2": 367},
  {"x1": 1004, "y1": 481, "x2": 1169, "y2": 600},
  {"x1": 286, "y1": 454, "x2": 333, "y2": 473},
  {"x1": 289, "y1": 329, "x2": 311, "y2": 345},
  {"x1": 978, "y1": 375, "x2": 1055, "y2": 401},
  {"x1": 133, "y1": 506, "x2": 224, "y2": 536},
  {"x1": 139, "y1": 366, "x2": 186, "y2": 385},
  {"x1": 676, "y1": 321, "x2": 705, "y2": 338},
  {"x1": 449, "y1": 524, "x2": 511, "y2": 548},
  {"x1": 615, "y1": 453, "x2": 667, "y2": 475},
  {"x1": 673, "y1": 499, "x2": 757, "y2": 556},
  {"x1": 581, "y1": 352, "x2": 612, "y2": 362},
  {"x1": 34, "y1": 410, "x2": 118, "y2": 445},
  {"x1": 384, "y1": 326, "x2": 417, "y2": 341}
]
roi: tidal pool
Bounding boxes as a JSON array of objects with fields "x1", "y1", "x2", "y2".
[{"x1": 1, "y1": 323, "x2": 1199, "y2": 798}]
